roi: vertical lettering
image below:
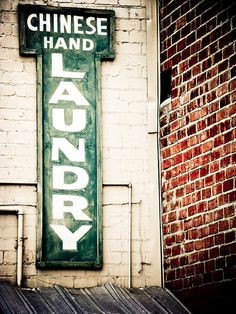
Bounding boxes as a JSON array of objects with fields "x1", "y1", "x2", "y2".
[
  {"x1": 52, "y1": 165, "x2": 89, "y2": 190},
  {"x1": 97, "y1": 18, "x2": 108, "y2": 35},
  {"x1": 52, "y1": 108, "x2": 86, "y2": 132},
  {"x1": 52, "y1": 138, "x2": 85, "y2": 162},
  {"x1": 60, "y1": 14, "x2": 72, "y2": 33},
  {"x1": 39, "y1": 13, "x2": 51, "y2": 32},
  {"x1": 27, "y1": 14, "x2": 38, "y2": 31},
  {"x1": 74, "y1": 16, "x2": 84, "y2": 34},
  {"x1": 44, "y1": 36, "x2": 53, "y2": 49},
  {"x1": 53, "y1": 14, "x2": 58, "y2": 32},
  {"x1": 52, "y1": 194, "x2": 91, "y2": 221},
  {"x1": 83, "y1": 39, "x2": 94, "y2": 51},
  {"x1": 49, "y1": 82, "x2": 89, "y2": 106},
  {"x1": 50, "y1": 225, "x2": 92, "y2": 250},
  {"x1": 69, "y1": 38, "x2": 81, "y2": 50},
  {"x1": 86, "y1": 17, "x2": 96, "y2": 34},
  {"x1": 51, "y1": 53, "x2": 85, "y2": 78},
  {"x1": 54, "y1": 38, "x2": 68, "y2": 50}
]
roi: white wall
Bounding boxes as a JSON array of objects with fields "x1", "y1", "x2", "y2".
[{"x1": 0, "y1": 0, "x2": 162, "y2": 288}]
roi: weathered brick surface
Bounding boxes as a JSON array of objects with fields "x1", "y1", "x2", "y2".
[
  {"x1": 0, "y1": 0, "x2": 37, "y2": 183},
  {"x1": 160, "y1": 0, "x2": 236, "y2": 304},
  {"x1": 0, "y1": 214, "x2": 17, "y2": 284}
]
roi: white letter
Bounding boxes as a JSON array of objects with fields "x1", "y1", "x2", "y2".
[
  {"x1": 53, "y1": 14, "x2": 58, "y2": 32},
  {"x1": 50, "y1": 224, "x2": 92, "y2": 250},
  {"x1": 52, "y1": 138, "x2": 85, "y2": 162},
  {"x1": 51, "y1": 53, "x2": 85, "y2": 78},
  {"x1": 52, "y1": 194, "x2": 91, "y2": 221},
  {"x1": 27, "y1": 14, "x2": 38, "y2": 31},
  {"x1": 86, "y1": 17, "x2": 96, "y2": 34},
  {"x1": 44, "y1": 36, "x2": 53, "y2": 49},
  {"x1": 52, "y1": 108, "x2": 86, "y2": 132},
  {"x1": 74, "y1": 16, "x2": 84, "y2": 34},
  {"x1": 83, "y1": 39, "x2": 94, "y2": 51},
  {"x1": 39, "y1": 13, "x2": 50, "y2": 32},
  {"x1": 69, "y1": 38, "x2": 81, "y2": 50},
  {"x1": 97, "y1": 18, "x2": 107, "y2": 35},
  {"x1": 53, "y1": 165, "x2": 89, "y2": 190},
  {"x1": 49, "y1": 82, "x2": 89, "y2": 106},
  {"x1": 54, "y1": 37, "x2": 68, "y2": 50},
  {"x1": 60, "y1": 14, "x2": 72, "y2": 33}
]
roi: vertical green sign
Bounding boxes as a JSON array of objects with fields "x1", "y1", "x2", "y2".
[{"x1": 18, "y1": 4, "x2": 115, "y2": 268}]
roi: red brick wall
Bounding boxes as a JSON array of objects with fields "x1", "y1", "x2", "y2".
[{"x1": 159, "y1": 0, "x2": 236, "y2": 310}]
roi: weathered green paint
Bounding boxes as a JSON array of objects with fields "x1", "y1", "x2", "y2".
[{"x1": 18, "y1": 4, "x2": 115, "y2": 268}]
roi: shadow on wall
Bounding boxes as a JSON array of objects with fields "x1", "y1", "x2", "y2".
[{"x1": 178, "y1": 280, "x2": 236, "y2": 314}]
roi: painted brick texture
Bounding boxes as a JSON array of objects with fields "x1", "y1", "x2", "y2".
[
  {"x1": 160, "y1": 0, "x2": 236, "y2": 306},
  {"x1": 0, "y1": 214, "x2": 17, "y2": 284},
  {"x1": 0, "y1": 0, "x2": 161, "y2": 289}
]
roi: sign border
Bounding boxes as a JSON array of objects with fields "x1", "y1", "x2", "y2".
[{"x1": 18, "y1": 4, "x2": 115, "y2": 269}]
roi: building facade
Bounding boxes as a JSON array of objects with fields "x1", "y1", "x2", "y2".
[
  {"x1": 0, "y1": 0, "x2": 162, "y2": 289},
  {"x1": 0, "y1": 0, "x2": 235, "y2": 312},
  {"x1": 160, "y1": 0, "x2": 236, "y2": 311}
]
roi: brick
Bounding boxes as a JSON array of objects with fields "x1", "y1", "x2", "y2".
[
  {"x1": 208, "y1": 198, "x2": 217, "y2": 210},
  {"x1": 197, "y1": 202, "x2": 206, "y2": 213},
  {"x1": 172, "y1": 245, "x2": 181, "y2": 256},
  {"x1": 171, "y1": 221, "x2": 183, "y2": 233},
  {"x1": 195, "y1": 240, "x2": 204, "y2": 250},
  {"x1": 220, "y1": 94, "x2": 230, "y2": 108},
  {"x1": 220, "y1": 154, "x2": 231, "y2": 167},
  {"x1": 223, "y1": 179, "x2": 234, "y2": 192},
  {"x1": 200, "y1": 165, "x2": 209, "y2": 177},
  {"x1": 167, "y1": 269, "x2": 175, "y2": 280},
  {"x1": 212, "y1": 183, "x2": 222, "y2": 195},
  {"x1": 224, "y1": 206, "x2": 235, "y2": 217},
  {"x1": 130, "y1": 7, "x2": 146, "y2": 19},
  {"x1": 178, "y1": 209, "x2": 187, "y2": 220},
  {"x1": 190, "y1": 169, "x2": 199, "y2": 181},
  {"x1": 176, "y1": 233, "x2": 184, "y2": 243},
  {"x1": 204, "y1": 236, "x2": 214, "y2": 248},
  {"x1": 188, "y1": 252, "x2": 198, "y2": 264},
  {"x1": 185, "y1": 242, "x2": 194, "y2": 253},
  {"x1": 163, "y1": 158, "x2": 172, "y2": 169},
  {"x1": 188, "y1": 228, "x2": 198, "y2": 241},
  {"x1": 219, "y1": 220, "x2": 229, "y2": 231},
  {"x1": 210, "y1": 247, "x2": 219, "y2": 259},
  {"x1": 186, "y1": 183, "x2": 195, "y2": 194},
  {"x1": 230, "y1": 242, "x2": 236, "y2": 254},
  {"x1": 220, "y1": 244, "x2": 231, "y2": 256},
  {"x1": 3, "y1": 251, "x2": 17, "y2": 263},
  {"x1": 225, "y1": 231, "x2": 235, "y2": 243},
  {"x1": 229, "y1": 78, "x2": 236, "y2": 92},
  {"x1": 176, "y1": 268, "x2": 185, "y2": 279},
  {"x1": 209, "y1": 222, "x2": 219, "y2": 235},
  {"x1": 193, "y1": 215, "x2": 203, "y2": 227},
  {"x1": 168, "y1": 211, "x2": 177, "y2": 222}
]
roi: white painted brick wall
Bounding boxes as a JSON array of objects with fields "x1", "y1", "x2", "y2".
[
  {"x1": 0, "y1": 0, "x2": 161, "y2": 289},
  {"x1": 0, "y1": 214, "x2": 17, "y2": 284},
  {"x1": 0, "y1": 5, "x2": 37, "y2": 182}
]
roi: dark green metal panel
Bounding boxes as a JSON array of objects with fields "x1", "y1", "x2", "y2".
[{"x1": 18, "y1": 4, "x2": 115, "y2": 268}]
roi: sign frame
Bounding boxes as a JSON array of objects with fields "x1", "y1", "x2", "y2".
[{"x1": 18, "y1": 4, "x2": 115, "y2": 269}]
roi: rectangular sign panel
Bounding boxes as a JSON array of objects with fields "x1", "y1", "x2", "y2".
[{"x1": 18, "y1": 4, "x2": 115, "y2": 268}]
